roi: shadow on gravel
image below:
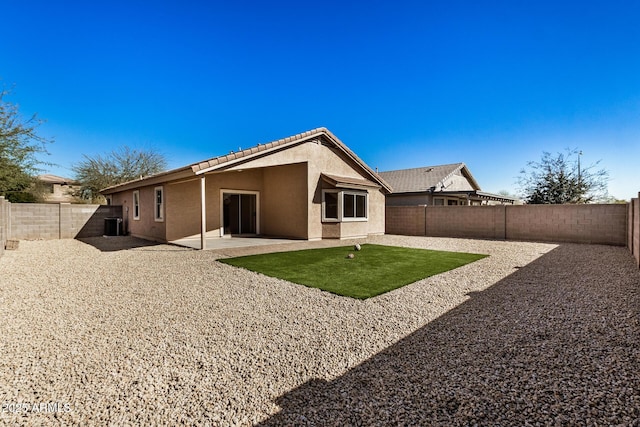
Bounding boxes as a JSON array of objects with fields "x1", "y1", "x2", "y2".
[
  {"x1": 77, "y1": 236, "x2": 164, "y2": 252},
  {"x1": 258, "y1": 244, "x2": 640, "y2": 426}
]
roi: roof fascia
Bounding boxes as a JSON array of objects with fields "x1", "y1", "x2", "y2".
[
  {"x1": 101, "y1": 168, "x2": 195, "y2": 194},
  {"x1": 457, "y1": 163, "x2": 482, "y2": 190}
]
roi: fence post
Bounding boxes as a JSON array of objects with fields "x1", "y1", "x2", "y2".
[
  {"x1": 636, "y1": 193, "x2": 640, "y2": 269},
  {"x1": 0, "y1": 197, "x2": 5, "y2": 255},
  {"x1": 7, "y1": 199, "x2": 11, "y2": 240},
  {"x1": 59, "y1": 203, "x2": 62, "y2": 239},
  {"x1": 423, "y1": 205, "x2": 427, "y2": 236},
  {"x1": 632, "y1": 195, "x2": 636, "y2": 267}
]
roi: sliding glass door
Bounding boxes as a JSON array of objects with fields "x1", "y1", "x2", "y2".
[{"x1": 223, "y1": 192, "x2": 257, "y2": 235}]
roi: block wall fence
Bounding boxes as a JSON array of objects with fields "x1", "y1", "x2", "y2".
[
  {"x1": 0, "y1": 197, "x2": 9, "y2": 258},
  {"x1": 0, "y1": 200, "x2": 122, "y2": 253},
  {"x1": 387, "y1": 195, "x2": 640, "y2": 269},
  {"x1": 1, "y1": 197, "x2": 639, "y2": 269}
]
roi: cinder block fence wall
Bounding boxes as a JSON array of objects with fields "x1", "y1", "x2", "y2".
[
  {"x1": 631, "y1": 196, "x2": 640, "y2": 267},
  {"x1": 386, "y1": 204, "x2": 627, "y2": 245},
  {"x1": 387, "y1": 194, "x2": 640, "y2": 269},
  {"x1": 0, "y1": 200, "x2": 122, "y2": 253},
  {"x1": 0, "y1": 197, "x2": 9, "y2": 258},
  {"x1": 1, "y1": 196, "x2": 639, "y2": 269}
]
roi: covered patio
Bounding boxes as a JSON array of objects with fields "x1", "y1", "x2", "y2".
[{"x1": 170, "y1": 232, "x2": 301, "y2": 250}]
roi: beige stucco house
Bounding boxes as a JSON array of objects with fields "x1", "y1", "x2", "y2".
[
  {"x1": 101, "y1": 128, "x2": 392, "y2": 248},
  {"x1": 380, "y1": 163, "x2": 517, "y2": 206},
  {"x1": 36, "y1": 174, "x2": 81, "y2": 203}
]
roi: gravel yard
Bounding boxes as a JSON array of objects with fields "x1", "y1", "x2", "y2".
[{"x1": 0, "y1": 235, "x2": 638, "y2": 425}]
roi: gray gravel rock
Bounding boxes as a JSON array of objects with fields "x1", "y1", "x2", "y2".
[{"x1": 0, "y1": 235, "x2": 638, "y2": 426}]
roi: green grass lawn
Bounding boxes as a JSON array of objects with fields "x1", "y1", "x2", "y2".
[{"x1": 219, "y1": 244, "x2": 488, "y2": 299}]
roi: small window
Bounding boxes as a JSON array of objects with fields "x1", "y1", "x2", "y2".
[
  {"x1": 154, "y1": 186, "x2": 164, "y2": 222},
  {"x1": 105, "y1": 195, "x2": 112, "y2": 206},
  {"x1": 323, "y1": 191, "x2": 339, "y2": 221},
  {"x1": 133, "y1": 190, "x2": 140, "y2": 220},
  {"x1": 433, "y1": 198, "x2": 445, "y2": 206}
]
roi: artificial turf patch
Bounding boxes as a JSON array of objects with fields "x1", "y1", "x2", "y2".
[{"x1": 219, "y1": 244, "x2": 488, "y2": 299}]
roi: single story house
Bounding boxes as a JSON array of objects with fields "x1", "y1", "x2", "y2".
[
  {"x1": 101, "y1": 128, "x2": 392, "y2": 248},
  {"x1": 379, "y1": 163, "x2": 517, "y2": 206}
]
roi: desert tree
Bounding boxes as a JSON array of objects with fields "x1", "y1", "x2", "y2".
[
  {"x1": 0, "y1": 87, "x2": 52, "y2": 202},
  {"x1": 517, "y1": 149, "x2": 609, "y2": 204},
  {"x1": 73, "y1": 146, "x2": 167, "y2": 202}
]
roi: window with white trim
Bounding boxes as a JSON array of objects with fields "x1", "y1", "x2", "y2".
[
  {"x1": 323, "y1": 190, "x2": 339, "y2": 221},
  {"x1": 322, "y1": 190, "x2": 368, "y2": 222},
  {"x1": 154, "y1": 186, "x2": 164, "y2": 222},
  {"x1": 133, "y1": 190, "x2": 140, "y2": 220}
]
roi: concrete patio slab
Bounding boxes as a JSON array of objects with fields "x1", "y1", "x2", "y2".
[{"x1": 170, "y1": 234, "x2": 301, "y2": 250}]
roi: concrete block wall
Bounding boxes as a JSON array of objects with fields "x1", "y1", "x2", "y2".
[
  {"x1": 385, "y1": 206, "x2": 425, "y2": 236},
  {"x1": 7, "y1": 203, "x2": 122, "y2": 241},
  {"x1": 60, "y1": 204, "x2": 123, "y2": 238},
  {"x1": 0, "y1": 197, "x2": 9, "y2": 256},
  {"x1": 11, "y1": 203, "x2": 60, "y2": 239},
  {"x1": 424, "y1": 205, "x2": 506, "y2": 240},
  {"x1": 386, "y1": 203, "x2": 629, "y2": 246},
  {"x1": 506, "y1": 204, "x2": 627, "y2": 245},
  {"x1": 631, "y1": 196, "x2": 640, "y2": 267}
]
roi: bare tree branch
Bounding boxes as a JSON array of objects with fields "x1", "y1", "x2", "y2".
[{"x1": 73, "y1": 146, "x2": 167, "y2": 203}]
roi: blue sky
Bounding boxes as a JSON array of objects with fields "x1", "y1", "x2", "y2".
[{"x1": 2, "y1": 0, "x2": 639, "y2": 199}]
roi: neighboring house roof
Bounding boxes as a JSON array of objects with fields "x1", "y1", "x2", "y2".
[
  {"x1": 101, "y1": 127, "x2": 392, "y2": 194},
  {"x1": 380, "y1": 163, "x2": 518, "y2": 203},
  {"x1": 378, "y1": 163, "x2": 481, "y2": 193},
  {"x1": 37, "y1": 174, "x2": 78, "y2": 185}
]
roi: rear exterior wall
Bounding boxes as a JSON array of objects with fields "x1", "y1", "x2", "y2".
[
  {"x1": 108, "y1": 140, "x2": 387, "y2": 242},
  {"x1": 112, "y1": 186, "x2": 166, "y2": 242}
]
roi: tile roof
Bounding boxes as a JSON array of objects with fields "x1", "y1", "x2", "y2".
[
  {"x1": 379, "y1": 163, "x2": 480, "y2": 193},
  {"x1": 101, "y1": 127, "x2": 392, "y2": 194},
  {"x1": 190, "y1": 128, "x2": 327, "y2": 173}
]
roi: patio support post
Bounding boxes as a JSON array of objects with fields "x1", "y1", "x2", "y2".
[{"x1": 200, "y1": 175, "x2": 206, "y2": 250}]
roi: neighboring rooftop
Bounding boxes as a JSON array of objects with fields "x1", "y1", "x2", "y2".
[
  {"x1": 379, "y1": 163, "x2": 480, "y2": 193},
  {"x1": 37, "y1": 174, "x2": 78, "y2": 185}
]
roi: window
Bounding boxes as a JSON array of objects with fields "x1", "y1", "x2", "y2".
[
  {"x1": 154, "y1": 186, "x2": 164, "y2": 222},
  {"x1": 105, "y1": 195, "x2": 112, "y2": 206},
  {"x1": 322, "y1": 190, "x2": 368, "y2": 222},
  {"x1": 343, "y1": 193, "x2": 367, "y2": 219},
  {"x1": 133, "y1": 190, "x2": 140, "y2": 220},
  {"x1": 323, "y1": 191, "x2": 338, "y2": 220}
]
